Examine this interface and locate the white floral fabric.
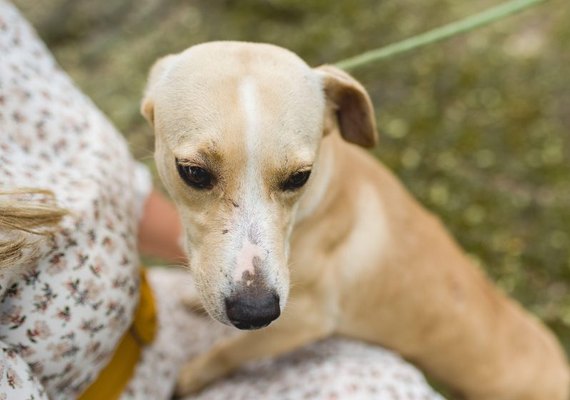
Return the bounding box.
[0,2,444,399]
[0,1,149,398]
[132,269,445,400]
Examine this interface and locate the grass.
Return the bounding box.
[13,0,570,369]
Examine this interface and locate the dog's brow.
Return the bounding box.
[174,146,223,168]
[283,151,314,169]
[271,162,313,183]
[287,162,313,172]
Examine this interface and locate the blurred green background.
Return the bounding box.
[13,0,569,371]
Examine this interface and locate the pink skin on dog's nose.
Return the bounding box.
[234,238,265,283]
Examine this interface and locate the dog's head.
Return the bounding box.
[142,42,377,329]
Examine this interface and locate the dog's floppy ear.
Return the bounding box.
[141,55,176,126]
[315,65,378,148]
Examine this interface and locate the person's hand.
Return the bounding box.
[138,189,186,264]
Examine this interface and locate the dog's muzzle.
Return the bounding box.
[225,289,280,330]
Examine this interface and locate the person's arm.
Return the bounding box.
[137,190,186,264]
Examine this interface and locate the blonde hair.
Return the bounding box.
[0,189,68,269]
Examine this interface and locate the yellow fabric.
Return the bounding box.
[79,269,157,400]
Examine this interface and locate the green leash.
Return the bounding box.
[334,0,547,71]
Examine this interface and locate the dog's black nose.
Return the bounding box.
[225,291,280,330]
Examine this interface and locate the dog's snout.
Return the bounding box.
[225,291,280,330]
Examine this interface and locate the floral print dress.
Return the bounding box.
[0,2,444,399]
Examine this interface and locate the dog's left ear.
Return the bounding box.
[315,65,378,148]
[141,55,177,126]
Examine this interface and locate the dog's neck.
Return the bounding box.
[288,132,357,289]
[294,132,341,225]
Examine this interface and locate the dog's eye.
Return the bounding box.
[281,170,311,191]
[176,162,214,190]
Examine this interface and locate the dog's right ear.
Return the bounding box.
[315,65,378,148]
[141,55,176,126]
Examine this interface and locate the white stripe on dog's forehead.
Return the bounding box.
[239,77,260,159]
[234,77,270,282]
[240,78,266,195]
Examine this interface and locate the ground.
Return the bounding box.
[12,0,570,382]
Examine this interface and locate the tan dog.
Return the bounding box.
[141,42,569,400]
